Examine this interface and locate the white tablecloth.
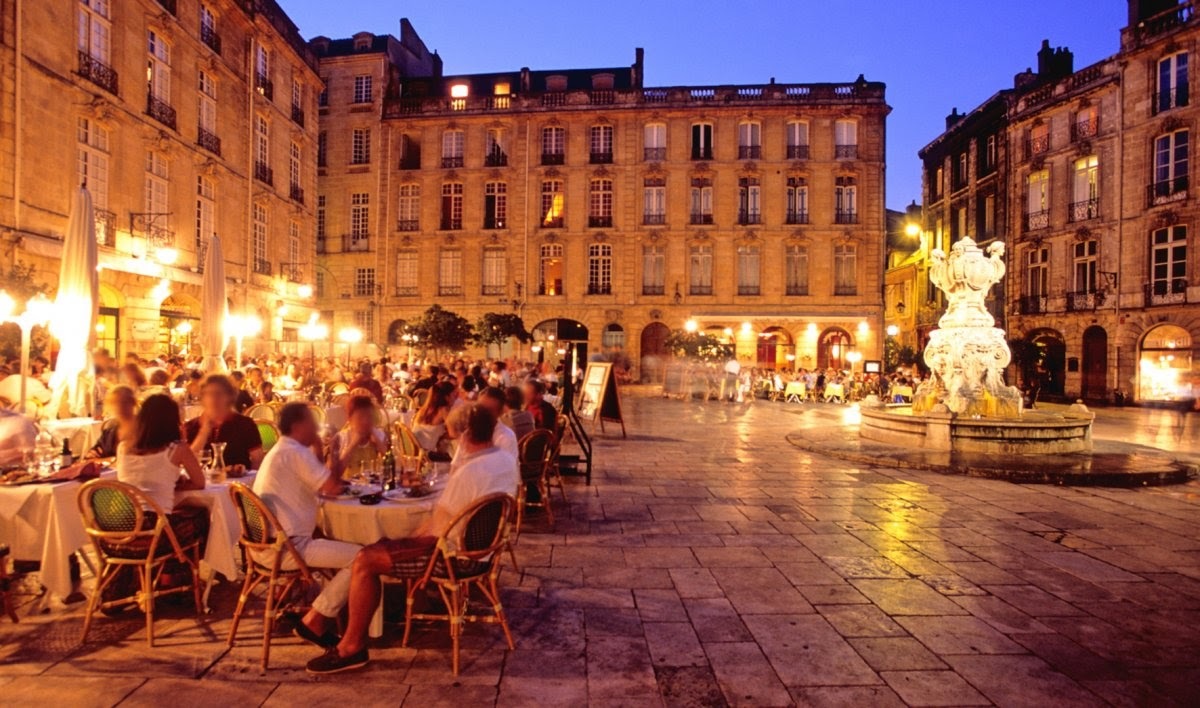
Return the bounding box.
[825,383,846,402]
[318,494,436,546]
[44,418,103,459]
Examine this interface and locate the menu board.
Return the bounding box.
[577,362,626,437]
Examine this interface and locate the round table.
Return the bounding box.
[319,492,437,545]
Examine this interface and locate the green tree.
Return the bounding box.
[410,305,474,357]
[0,263,51,363]
[664,329,732,362]
[472,312,531,354]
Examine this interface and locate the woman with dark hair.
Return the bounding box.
[329,394,387,479]
[411,380,456,455]
[116,394,208,546]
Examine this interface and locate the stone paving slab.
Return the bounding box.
[2,395,1200,706]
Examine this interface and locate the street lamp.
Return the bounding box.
[0,291,54,416]
[226,314,262,369]
[299,315,329,371]
[904,222,921,238]
[173,320,193,357]
[400,331,420,365]
[846,350,863,373]
[684,319,698,333]
[886,324,900,338]
[338,326,363,368]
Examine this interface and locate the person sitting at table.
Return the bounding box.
[116,394,208,548]
[119,362,147,392]
[501,386,536,442]
[329,394,388,479]
[258,380,278,404]
[185,374,263,473]
[411,380,456,456]
[229,370,256,412]
[348,364,383,404]
[461,387,519,466]
[523,379,558,431]
[305,403,518,675]
[254,402,360,650]
[85,385,138,460]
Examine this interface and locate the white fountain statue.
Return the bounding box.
[912,237,1024,418]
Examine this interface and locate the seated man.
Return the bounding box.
[523,379,558,432]
[306,403,518,675]
[458,387,519,471]
[501,386,536,442]
[185,374,263,473]
[253,403,360,648]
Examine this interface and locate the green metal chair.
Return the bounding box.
[256,421,280,454]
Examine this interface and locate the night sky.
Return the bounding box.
[284,0,1127,208]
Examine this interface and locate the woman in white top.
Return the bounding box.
[328,394,388,480]
[116,394,208,547]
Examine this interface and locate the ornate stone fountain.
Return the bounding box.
[860,237,1094,454]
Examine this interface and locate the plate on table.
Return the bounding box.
[382,485,438,502]
[324,483,381,501]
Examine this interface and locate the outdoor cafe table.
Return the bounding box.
[784,381,806,402]
[0,469,249,606]
[44,417,103,459]
[318,491,438,636]
[825,383,846,402]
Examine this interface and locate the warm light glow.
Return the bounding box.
[556,347,567,355]
[904,222,921,238]
[530,344,543,353]
[156,247,178,265]
[95,323,105,333]
[450,84,469,98]
[857,321,870,335]
[299,319,329,342]
[785,353,796,362]
[175,321,193,335]
[847,351,863,364]
[723,327,734,338]
[227,314,263,338]
[338,327,363,345]
[886,324,900,337]
[151,278,172,302]
[806,323,818,337]
[0,291,15,319]
[741,322,753,334]
[23,293,54,326]
[277,304,289,318]
[684,319,698,333]
[298,283,313,299]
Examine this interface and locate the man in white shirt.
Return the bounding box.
[253,403,359,649]
[457,387,519,468]
[306,403,518,675]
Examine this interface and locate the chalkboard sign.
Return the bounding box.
[577,362,626,437]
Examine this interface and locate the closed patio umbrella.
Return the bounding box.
[48,185,99,418]
[198,234,228,374]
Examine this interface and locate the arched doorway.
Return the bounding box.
[640,322,670,383]
[757,327,794,369]
[1138,324,1193,402]
[531,318,589,380]
[1081,326,1108,401]
[160,293,199,357]
[386,319,409,345]
[818,327,852,370]
[1028,329,1066,398]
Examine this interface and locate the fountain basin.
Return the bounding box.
[859,405,1094,455]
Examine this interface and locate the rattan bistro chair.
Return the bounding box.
[516,429,557,532]
[256,420,281,455]
[76,479,203,647]
[226,482,321,670]
[0,544,18,623]
[399,493,516,675]
[392,421,428,476]
[245,403,277,423]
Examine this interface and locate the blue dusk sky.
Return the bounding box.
[283,0,1129,208]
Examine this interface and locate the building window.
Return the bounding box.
[485,128,507,166]
[539,243,564,295]
[441,129,464,168]
[642,245,665,295]
[349,192,369,250]
[785,244,809,295]
[738,177,761,225]
[644,123,666,161]
[1150,226,1187,301]
[691,123,713,160]
[786,177,808,224]
[833,243,857,295]
[482,247,506,295]
[643,177,666,224]
[317,131,327,167]
[395,249,418,296]
[978,134,998,176]
[786,120,809,159]
[441,182,463,230]
[353,74,373,104]
[589,178,613,228]
[316,195,326,251]
[1073,240,1098,294]
[399,133,421,169]
[253,45,271,97]
[351,128,370,165]
[689,244,713,295]
[77,117,110,219]
[541,179,564,227]
[397,184,419,230]
[318,77,327,107]
[315,271,325,299]
[541,126,565,165]
[737,122,761,159]
[590,125,613,164]
[1071,155,1099,221]
[1026,169,1050,230]
[78,0,112,66]
[147,29,172,105]
[1028,123,1050,157]
[253,114,270,183]
[835,176,858,224]
[354,310,373,336]
[978,193,996,238]
[602,324,625,350]
[834,119,858,159]
[251,203,267,271]
[690,177,713,224]
[1152,129,1189,203]
[953,152,968,190]
[195,175,214,252]
[737,244,761,295]
[144,150,169,225]
[438,249,463,296]
[197,70,217,151]
[1156,52,1189,113]
[288,142,302,201]
[953,206,967,240]
[1023,247,1049,314]
[587,243,612,295]
[484,181,507,229]
[1073,106,1099,141]
[352,267,372,298]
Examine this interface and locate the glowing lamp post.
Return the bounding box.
[846,350,863,373]
[0,291,54,416]
[400,331,419,365]
[299,316,329,370]
[338,326,363,367]
[226,314,262,369]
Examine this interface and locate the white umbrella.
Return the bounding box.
[198,234,228,373]
[47,186,99,418]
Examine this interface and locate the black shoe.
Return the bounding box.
[291,619,338,649]
[306,647,369,675]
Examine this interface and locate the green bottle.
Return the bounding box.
[381,448,396,490]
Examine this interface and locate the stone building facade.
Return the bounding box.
[316,32,889,379]
[912,0,1200,404]
[0,0,322,359]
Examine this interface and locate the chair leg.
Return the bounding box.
[79,562,113,645]
[142,563,155,648]
[483,576,515,650]
[505,542,521,577]
[191,549,204,616]
[401,579,416,648]
[447,585,462,676]
[227,568,257,647]
[262,577,276,671]
[541,477,554,526]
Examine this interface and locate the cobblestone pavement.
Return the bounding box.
[2,394,1200,706]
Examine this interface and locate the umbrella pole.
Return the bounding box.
[18,325,30,417]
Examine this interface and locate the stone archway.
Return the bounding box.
[817,327,852,370]
[1028,328,1066,398]
[1081,325,1107,401]
[640,321,671,383]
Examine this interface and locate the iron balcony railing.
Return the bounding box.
[1025,209,1050,231]
[200,24,221,54]
[253,161,273,186]
[737,286,761,296]
[588,215,613,228]
[484,150,508,167]
[691,147,714,161]
[786,285,809,296]
[541,215,564,229]
[541,152,565,166]
[252,258,272,276]
[738,145,763,160]
[342,234,370,252]
[438,286,463,296]
[738,210,762,225]
[440,216,463,230]
[1145,279,1188,306]
[589,151,613,164]
[289,184,304,204]
[834,144,858,159]
[77,52,118,94]
[586,283,612,295]
[396,219,419,231]
[281,264,303,283]
[197,127,221,156]
[787,145,809,160]
[1019,294,1049,314]
[786,210,809,225]
[690,212,714,225]
[834,211,858,225]
[394,286,418,297]
[833,285,858,296]
[689,285,713,296]
[1066,290,1100,311]
[1147,176,1189,206]
[95,209,116,247]
[481,284,507,296]
[255,73,273,101]
[643,147,666,161]
[483,216,507,229]
[1153,87,1189,114]
[146,94,177,130]
[642,285,665,296]
[290,104,305,126]
[441,156,464,168]
[1026,134,1050,158]
[1071,118,1099,142]
[643,213,666,225]
[1069,198,1099,222]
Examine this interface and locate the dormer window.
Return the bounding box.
[545,75,567,92]
[352,33,373,51]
